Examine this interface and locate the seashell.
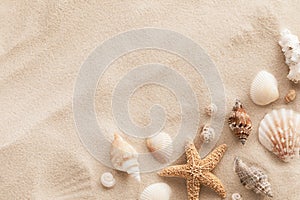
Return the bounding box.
[231,193,243,200]
[228,99,252,145]
[250,71,279,106]
[140,182,172,200]
[279,29,300,83]
[205,103,218,116]
[258,108,300,162]
[100,172,116,188]
[146,132,173,164]
[234,157,273,197]
[110,133,141,182]
[200,124,215,143]
[285,89,296,103]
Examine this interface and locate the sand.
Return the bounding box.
[0,0,300,199]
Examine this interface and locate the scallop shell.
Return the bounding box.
[140,182,172,200]
[234,157,273,197]
[258,108,300,162]
[228,99,252,145]
[279,29,300,83]
[110,133,141,182]
[146,132,173,164]
[205,103,217,116]
[100,172,116,188]
[250,71,279,106]
[231,193,243,200]
[200,124,215,143]
[285,89,296,103]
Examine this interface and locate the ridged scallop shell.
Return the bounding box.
[258,108,300,162]
[205,103,217,116]
[110,133,141,182]
[234,157,273,197]
[140,182,172,200]
[231,193,243,200]
[200,124,215,143]
[100,172,116,188]
[146,132,173,164]
[250,71,279,106]
[228,99,252,145]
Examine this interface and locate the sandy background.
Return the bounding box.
[0,0,300,199]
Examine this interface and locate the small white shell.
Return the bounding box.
[100,172,116,188]
[231,193,243,200]
[146,132,173,163]
[200,124,215,143]
[205,103,218,116]
[250,71,279,106]
[259,108,300,162]
[110,134,141,182]
[140,182,172,200]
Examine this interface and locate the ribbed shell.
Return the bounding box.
[234,157,273,197]
[258,108,300,162]
[110,134,141,182]
[140,183,172,200]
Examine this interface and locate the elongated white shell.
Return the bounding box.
[110,134,141,182]
[279,29,300,83]
[146,132,173,163]
[140,183,172,200]
[250,71,279,106]
[100,172,116,188]
[259,108,300,162]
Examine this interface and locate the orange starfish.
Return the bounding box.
[158,142,227,200]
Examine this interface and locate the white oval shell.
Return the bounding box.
[146,132,173,163]
[250,71,279,106]
[100,172,116,188]
[110,134,141,182]
[231,193,242,200]
[140,182,172,200]
[259,108,300,162]
[200,124,215,143]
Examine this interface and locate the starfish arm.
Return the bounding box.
[201,144,227,171]
[186,177,201,200]
[201,171,226,198]
[157,165,187,178]
[185,142,201,165]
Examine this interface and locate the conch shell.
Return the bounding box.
[110,133,141,182]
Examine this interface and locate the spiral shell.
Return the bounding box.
[228,99,252,145]
[250,71,279,106]
[234,157,273,197]
[205,103,217,116]
[285,89,296,103]
[100,172,116,188]
[279,29,300,83]
[110,133,141,182]
[231,193,242,200]
[140,182,172,200]
[200,124,215,143]
[258,108,300,162]
[146,132,173,164]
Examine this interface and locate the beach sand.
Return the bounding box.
[0,0,299,199]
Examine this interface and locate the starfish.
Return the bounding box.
[158,142,227,200]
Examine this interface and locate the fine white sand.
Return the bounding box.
[0,1,299,199]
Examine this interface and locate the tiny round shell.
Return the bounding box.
[205,103,217,116]
[200,124,215,144]
[231,193,242,200]
[285,89,296,103]
[100,172,116,188]
[146,132,173,163]
[140,182,172,200]
[250,71,279,106]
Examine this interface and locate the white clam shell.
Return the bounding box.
[140,182,172,200]
[110,134,141,182]
[146,132,173,164]
[100,172,116,188]
[258,108,300,162]
[250,71,279,106]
